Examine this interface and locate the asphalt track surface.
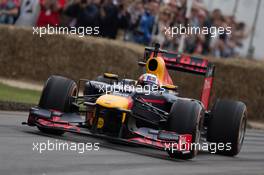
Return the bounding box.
[0,111,263,175]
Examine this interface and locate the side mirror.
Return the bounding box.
[103,73,118,80]
[161,84,178,91]
[138,61,146,66]
[122,79,137,86]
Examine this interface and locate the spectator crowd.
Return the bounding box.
[0,0,249,58]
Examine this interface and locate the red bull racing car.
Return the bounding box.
[23,44,247,159]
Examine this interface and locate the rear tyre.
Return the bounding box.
[207,99,247,156]
[167,99,203,159]
[38,75,77,135]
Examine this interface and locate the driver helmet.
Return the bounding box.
[137,73,159,87]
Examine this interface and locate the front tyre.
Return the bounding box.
[207,99,247,156]
[39,75,77,112]
[38,75,77,135]
[167,99,203,159]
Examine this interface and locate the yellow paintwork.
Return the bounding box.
[104,73,118,79]
[146,57,166,84]
[161,84,178,90]
[96,94,130,110]
[97,117,104,128]
[122,113,126,123]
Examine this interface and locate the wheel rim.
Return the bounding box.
[238,114,246,146]
[70,85,77,97]
[193,113,202,156]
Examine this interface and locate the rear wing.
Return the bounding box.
[139,45,215,110]
[142,47,215,77]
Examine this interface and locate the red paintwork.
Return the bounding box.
[141,98,166,104]
[201,77,213,110]
[128,133,192,151]
[37,116,80,132]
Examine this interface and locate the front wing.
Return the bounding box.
[23,107,192,154]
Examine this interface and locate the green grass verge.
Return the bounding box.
[0,83,41,104]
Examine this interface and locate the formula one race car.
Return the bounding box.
[23,44,247,159]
